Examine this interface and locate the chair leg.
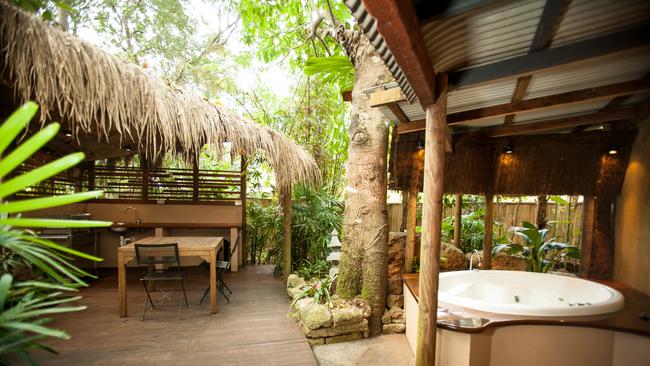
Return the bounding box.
[181,278,190,309]
[141,280,154,321]
[199,287,210,305]
[223,281,233,295]
[218,283,230,303]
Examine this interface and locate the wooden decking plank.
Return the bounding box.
[33,265,316,365]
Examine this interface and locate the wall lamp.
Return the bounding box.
[607,145,619,155]
[417,138,425,149]
[503,145,514,154]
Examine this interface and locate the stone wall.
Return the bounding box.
[287,275,371,345]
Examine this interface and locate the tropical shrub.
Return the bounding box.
[440,208,508,254]
[246,184,343,276]
[494,221,580,273]
[295,259,331,280]
[0,102,111,363]
[291,275,336,307]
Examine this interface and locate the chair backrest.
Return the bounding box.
[134,243,181,267]
[227,234,241,263]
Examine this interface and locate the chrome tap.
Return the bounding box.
[469,250,482,271]
[122,206,141,225]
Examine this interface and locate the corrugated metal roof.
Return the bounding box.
[448,78,517,113]
[551,0,650,48]
[421,0,544,72]
[398,100,426,120]
[526,47,650,99]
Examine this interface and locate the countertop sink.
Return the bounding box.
[109,224,129,234]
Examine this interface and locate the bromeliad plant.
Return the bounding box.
[291,275,336,308]
[0,102,111,364]
[494,221,580,273]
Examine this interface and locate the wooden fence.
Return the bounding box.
[388,201,584,246]
[15,162,243,204]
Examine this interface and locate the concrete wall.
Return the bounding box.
[614,120,650,295]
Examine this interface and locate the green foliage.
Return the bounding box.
[440,208,508,254]
[295,259,331,281]
[0,103,110,363]
[10,0,74,21]
[246,200,282,266]
[291,275,336,307]
[304,56,354,93]
[494,221,581,273]
[245,185,343,276]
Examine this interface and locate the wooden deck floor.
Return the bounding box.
[34,265,317,365]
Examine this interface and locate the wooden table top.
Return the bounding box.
[118,236,223,252]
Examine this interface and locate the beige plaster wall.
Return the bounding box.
[614,120,650,295]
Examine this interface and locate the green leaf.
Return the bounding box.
[0,123,60,179]
[0,218,112,228]
[0,274,13,308]
[2,321,70,339]
[0,102,38,156]
[0,191,105,214]
[0,152,85,199]
[20,235,103,262]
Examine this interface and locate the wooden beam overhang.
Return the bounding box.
[448,77,650,124]
[448,23,650,88]
[362,0,437,105]
[473,106,640,138]
[503,76,532,125]
[396,77,649,135]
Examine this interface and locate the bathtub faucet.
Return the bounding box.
[469,250,481,271]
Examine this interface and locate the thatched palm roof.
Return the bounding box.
[0,2,320,191]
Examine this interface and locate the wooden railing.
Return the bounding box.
[15,163,243,204]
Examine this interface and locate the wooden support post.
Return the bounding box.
[282,186,292,280]
[580,195,596,278]
[400,190,409,232]
[404,188,418,273]
[241,156,247,265]
[416,101,446,365]
[453,193,462,248]
[192,156,199,201]
[230,227,239,272]
[483,194,494,270]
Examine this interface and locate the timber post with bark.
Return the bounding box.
[416,80,447,366]
[453,193,462,248]
[335,34,391,336]
[536,195,549,228]
[282,186,292,281]
[482,194,494,270]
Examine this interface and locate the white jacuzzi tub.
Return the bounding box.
[438,270,625,317]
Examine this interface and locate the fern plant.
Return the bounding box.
[0,102,111,364]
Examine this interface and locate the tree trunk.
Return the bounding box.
[336,35,391,336]
[282,187,292,280]
[536,195,549,229]
[453,193,462,248]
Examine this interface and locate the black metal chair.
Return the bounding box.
[199,234,240,304]
[134,243,190,320]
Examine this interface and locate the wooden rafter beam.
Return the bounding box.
[529,0,570,52]
[448,23,650,88]
[387,103,410,123]
[363,0,437,105]
[369,88,406,107]
[448,77,650,124]
[474,106,639,138]
[504,76,532,125]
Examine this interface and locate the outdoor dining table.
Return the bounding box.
[117,236,224,317]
